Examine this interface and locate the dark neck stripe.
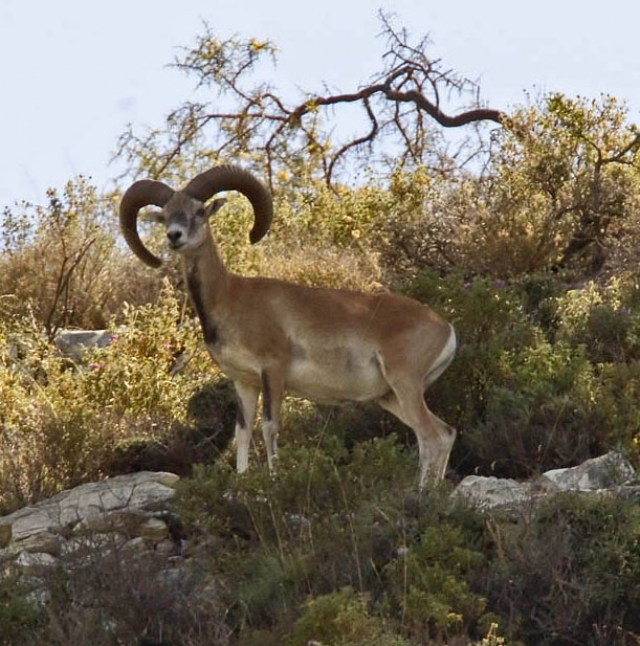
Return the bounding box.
[186,268,218,346]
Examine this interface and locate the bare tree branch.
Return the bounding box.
[116,15,507,188]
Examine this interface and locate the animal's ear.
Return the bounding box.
[141,209,166,224]
[205,198,227,218]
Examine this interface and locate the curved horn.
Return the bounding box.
[119,180,175,268]
[183,165,273,243]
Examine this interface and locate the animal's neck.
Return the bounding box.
[182,234,228,346]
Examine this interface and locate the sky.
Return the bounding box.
[1,0,639,211]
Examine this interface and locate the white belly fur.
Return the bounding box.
[286,352,388,404]
[209,340,388,405]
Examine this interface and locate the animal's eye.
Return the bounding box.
[195,207,206,218]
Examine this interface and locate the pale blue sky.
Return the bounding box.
[1,0,639,210]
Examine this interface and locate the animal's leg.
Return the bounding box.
[261,369,285,472]
[234,382,259,473]
[428,410,456,479]
[377,380,455,488]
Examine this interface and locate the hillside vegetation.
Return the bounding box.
[2,24,640,646]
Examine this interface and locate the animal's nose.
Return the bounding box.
[167,230,183,246]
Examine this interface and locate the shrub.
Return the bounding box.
[176,435,498,645]
[288,587,409,646]
[0,281,220,511]
[401,270,640,477]
[486,494,640,646]
[38,548,231,646]
[0,576,42,645]
[554,277,640,363]
[0,178,164,334]
[382,523,491,644]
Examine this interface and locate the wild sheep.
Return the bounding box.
[119,165,457,486]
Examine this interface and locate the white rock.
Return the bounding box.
[76,509,149,535]
[53,329,115,362]
[78,512,169,543]
[541,451,636,491]
[7,531,61,557]
[60,532,127,558]
[15,552,58,575]
[0,472,179,544]
[453,476,536,510]
[138,517,169,542]
[122,537,147,554]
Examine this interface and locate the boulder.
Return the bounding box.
[453,451,637,511]
[539,451,635,491]
[53,329,115,362]
[0,471,179,565]
[1,531,62,558]
[14,552,59,576]
[453,476,537,510]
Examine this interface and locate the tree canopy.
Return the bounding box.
[113,14,640,278]
[116,14,506,188]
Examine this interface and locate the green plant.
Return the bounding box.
[382,523,490,643]
[176,434,497,644]
[400,270,640,477]
[0,577,42,645]
[0,178,164,333]
[0,281,217,511]
[486,494,640,645]
[288,587,409,646]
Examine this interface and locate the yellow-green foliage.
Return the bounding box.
[0,281,216,511]
[403,269,640,477]
[288,587,409,646]
[208,183,386,292]
[456,95,640,277]
[0,177,165,332]
[382,524,489,642]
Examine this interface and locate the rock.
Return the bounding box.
[60,533,128,558]
[122,537,148,554]
[53,329,115,362]
[14,552,59,576]
[0,471,179,545]
[76,509,167,539]
[2,531,62,558]
[76,512,169,544]
[153,472,181,488]
[0,469,190,617]
[138,517,170,543]
[453,451,638,512]
[539,451,636,491]
[0,471,180,574]
[453,476,536,510]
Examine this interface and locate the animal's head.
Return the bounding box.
[119,165,273,267]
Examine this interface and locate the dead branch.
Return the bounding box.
[117,15,507,188]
